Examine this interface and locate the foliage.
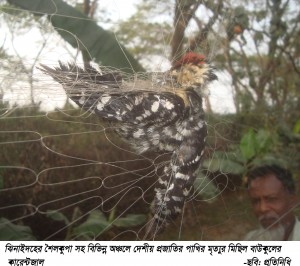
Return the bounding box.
[113,1,173,67]
[203,125,300,179]
[1,0,300,240]
[194,172,220,200]
[293,118,300,134]
[0,105,220,240]
[0,104,149,240]
[46,208,147,240]
[239,129,273,162]
[4,0,299,121]
[0,209,146,241]
[222,0,300,119]
[0,218,37,240]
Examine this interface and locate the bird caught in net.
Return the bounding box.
[39,52,217,238]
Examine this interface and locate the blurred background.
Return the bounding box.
[0,0,299,240]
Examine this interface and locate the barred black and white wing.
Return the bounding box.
[39,53,216,238]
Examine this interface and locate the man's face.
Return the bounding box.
[248,174,296,229]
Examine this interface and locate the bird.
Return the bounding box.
[39,52,217,238]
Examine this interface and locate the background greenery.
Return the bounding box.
[0,0,299,240]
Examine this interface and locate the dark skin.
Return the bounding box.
[248,174,297,240]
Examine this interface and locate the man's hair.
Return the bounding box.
[246,164,295,194]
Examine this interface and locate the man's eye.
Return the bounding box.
[266,197,277,203]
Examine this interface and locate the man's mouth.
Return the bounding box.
[259,215,279,228]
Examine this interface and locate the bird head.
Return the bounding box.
[170,52,217,90]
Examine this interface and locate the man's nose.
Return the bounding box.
[257,200,270,213]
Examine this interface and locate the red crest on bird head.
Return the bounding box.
[172,52,206,69]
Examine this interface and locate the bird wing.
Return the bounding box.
[39,62,188,126]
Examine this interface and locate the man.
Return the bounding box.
[244,164,299,241]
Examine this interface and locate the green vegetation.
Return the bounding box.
[0,218,37,240]
[203,126,300,177]
[0,105,152,240]
[0,0,299,240]
[0,104,298,240]
[0,105,221,240]
[47,208,147,240]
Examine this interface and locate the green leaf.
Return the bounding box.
[193,173,219,200]
[225,149,246,164]
[254,32,264,42]
[72,210,111,239]
[113,214,147,228]
[255,10,267,22]
[203,157,245,175]
[293,119,300,134]
[234,6,249,29]
[202,150,246,174]
[255,129,273,153]
[219,159,245,175]
[7,0,145,73]
[0,218,37,240]
[251,154,288,169]
[240,129,256,161]
[46,210,69,225]
[202,157,222,172]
